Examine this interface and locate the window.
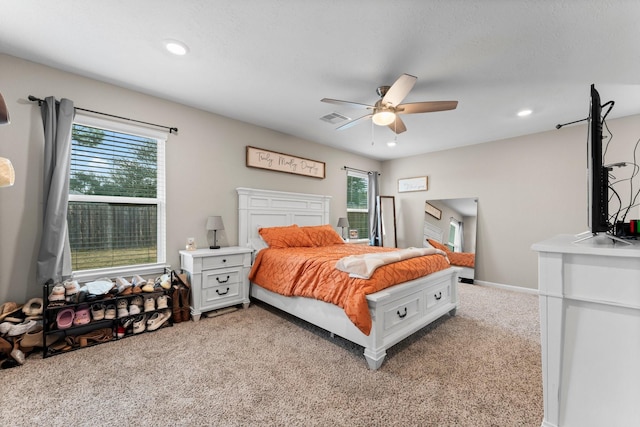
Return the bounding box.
[67,114,166,280]
[448,220,461,252]
[346,170,369,240]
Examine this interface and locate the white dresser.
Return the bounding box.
[532,234,640,427]
[179,246,253,321]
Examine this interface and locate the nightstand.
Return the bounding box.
[179,246,253,321]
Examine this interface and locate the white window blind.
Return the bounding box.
[346,170,369,239]
[68,115,166,279]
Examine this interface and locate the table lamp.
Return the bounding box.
[206,216,224,249]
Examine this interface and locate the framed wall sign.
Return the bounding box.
[425,201,442,220]
[398,176,428,193]
[246,146,326,179]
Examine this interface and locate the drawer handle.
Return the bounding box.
[434,291,442,300]
[397,307,408,319]
[216,287,230,295]
[216,275,230,284]
[222,258,227,263]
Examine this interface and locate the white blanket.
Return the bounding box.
[335,247,449,279]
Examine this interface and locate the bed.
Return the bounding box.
[423,221,475,284]
[237,187,459,369]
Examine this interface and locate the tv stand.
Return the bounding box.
[573,231,631,245]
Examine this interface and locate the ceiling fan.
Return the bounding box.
[321,73,458,134]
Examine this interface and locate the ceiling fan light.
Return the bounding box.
[372,110,396,126]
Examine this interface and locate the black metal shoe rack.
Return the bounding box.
[42,281,173,358]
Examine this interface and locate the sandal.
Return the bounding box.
[56,308,75,329]
[73,306,91,326]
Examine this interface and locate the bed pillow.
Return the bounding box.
[301,224,345,246]
[258,224,314,249]
[427,239,451,253]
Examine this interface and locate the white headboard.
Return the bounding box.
[236,187,331,248]
[423,221,444,246]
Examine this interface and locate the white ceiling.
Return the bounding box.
[2,1,639,161]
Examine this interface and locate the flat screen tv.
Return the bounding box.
[588,84,610,233]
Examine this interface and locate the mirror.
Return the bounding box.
[423,198,478,283]
[379,196,397,248]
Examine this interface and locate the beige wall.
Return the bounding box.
[0,54,380,302]
[2,53,639,300]
[381,113,640,289]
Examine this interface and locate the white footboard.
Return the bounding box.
[250,267,459,369]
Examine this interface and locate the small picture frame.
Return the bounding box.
[349,229,359,239]
[425,202,442,220]
[186,237,197,251]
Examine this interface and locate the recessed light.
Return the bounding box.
[517,109,533,117]
[164,40,189,56]
[387,140,397,147]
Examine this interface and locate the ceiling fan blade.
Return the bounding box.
[321,98,373,110]
[381,73,417,107]
[396,100,458,114]
[388,116,407,134]
[336,114,372,130]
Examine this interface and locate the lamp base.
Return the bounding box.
[209,245,221,249]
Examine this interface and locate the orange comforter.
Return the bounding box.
[427,239,475,268]
[248,244,450,335]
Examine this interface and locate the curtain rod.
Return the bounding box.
[27,95,178,135]
[342,166,379,175]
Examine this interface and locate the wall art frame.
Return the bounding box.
[398,176,428,193]
[425,201,442,220]
[246,146,326,179]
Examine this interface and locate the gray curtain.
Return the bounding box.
[36,97,75,284]
[368,171,380,246]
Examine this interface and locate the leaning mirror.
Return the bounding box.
[379,196,397,248]
[423,198,478,283]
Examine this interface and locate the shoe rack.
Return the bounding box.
[42,281,173,358]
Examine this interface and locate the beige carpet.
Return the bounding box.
[1,284,542,426]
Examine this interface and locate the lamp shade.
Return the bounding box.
[0,157,15,187]
[0,93,9,125]
[337,217,349,228]
[206,215,224,231]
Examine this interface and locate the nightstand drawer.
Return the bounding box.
[202,267,242,289]
[202,282,241,305]
[202,253,245,269]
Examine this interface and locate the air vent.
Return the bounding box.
[320,112,350,124]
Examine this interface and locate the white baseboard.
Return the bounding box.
[472,279,539,295]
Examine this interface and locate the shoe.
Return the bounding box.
[146,310,170,331]
[131,275,147,287]
[130,296,143,308]
[22,298,43,317]
[48,283,66,304]
[10,341,25,365]
[132,315,147,334]
[129,304,140,315]
[115,277,132,294]
[116,326,125,338]
[73,306,91,326]
[158,274,171,290]
[0,302,23,321]
[104,305,117,320]
[143,297,155,312]
[56,308,74,329]
[91,304,106,321]
[7,319,37,336]
[156,295,168,309]
[64,280,80,303]
[20,324,44,348]
[141,282,155,293]
[116,299,129,317]
[0,322,12,335]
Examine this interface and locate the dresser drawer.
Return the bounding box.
[382,290,424,333]
[426,281,452,312]
[202,253,245,269]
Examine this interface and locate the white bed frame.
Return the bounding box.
[237,187,459,369]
